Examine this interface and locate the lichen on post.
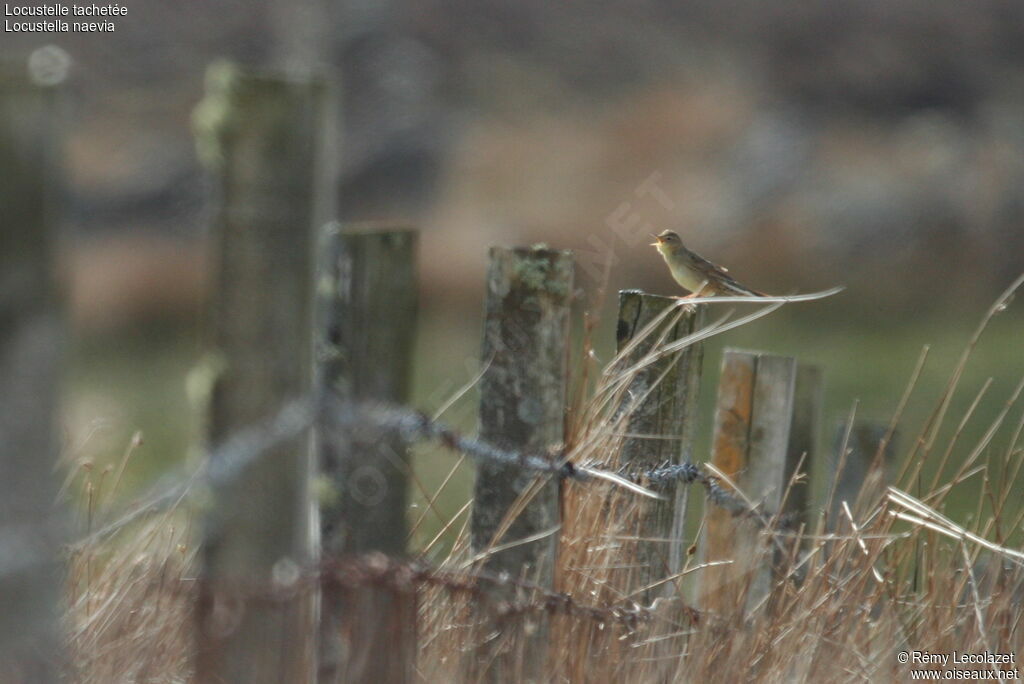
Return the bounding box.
[193,64,325,684]
[469,245,573,680]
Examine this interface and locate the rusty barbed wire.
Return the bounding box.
[321,554,676,630]
[195,553,698,633]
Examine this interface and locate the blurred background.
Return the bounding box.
[5,0,1024,539]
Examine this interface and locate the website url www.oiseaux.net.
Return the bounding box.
[909,669,1020,680]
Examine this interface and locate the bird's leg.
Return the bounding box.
[671,284,711,315]
[671,281,713,300]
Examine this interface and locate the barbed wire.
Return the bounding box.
[638,462,789,527]
[320,554,695,630]
[327,397,780,525]
[72,397,317,548]
[194,552,699,632]
[70,390,784,550]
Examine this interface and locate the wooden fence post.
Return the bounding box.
[0,67,66,684]
[193,65,324,684]
[828,421,897,526]
[316,225,418,683]
[786,364,823,532]
[700,349,798,617]
[470,246,573,680]
[614,291,704,600]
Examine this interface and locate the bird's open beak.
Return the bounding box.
[650,234,662,246]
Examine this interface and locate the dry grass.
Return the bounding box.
[65,280,1024,682]
[65,516,194,683]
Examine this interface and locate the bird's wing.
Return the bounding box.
[689,249,730,275]
[689,249,765,296]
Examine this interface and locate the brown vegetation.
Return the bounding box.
[64,284,1024,682]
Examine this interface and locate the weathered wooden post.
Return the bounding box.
[786,364,823,531]
[316,225,418,683]
[193,64,324,683]
[0,66,66,684]
[614,291,704,599]
[828,421,897,526]
[775,363,823,571]
[699,349,798,616]
[470,246,573,680]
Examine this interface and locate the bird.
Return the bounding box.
[650,230,766,298]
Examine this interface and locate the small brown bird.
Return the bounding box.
[651,230,766,297]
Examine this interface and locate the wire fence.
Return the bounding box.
[71,389,789,556]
